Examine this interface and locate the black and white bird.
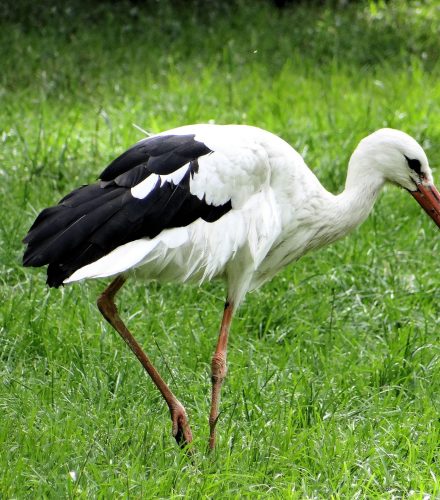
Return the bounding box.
[23,124,440,450]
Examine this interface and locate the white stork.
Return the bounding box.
[22,125,440,450]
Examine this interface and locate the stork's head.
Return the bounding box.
[348,128,440,228]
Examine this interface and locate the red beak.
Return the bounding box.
[410,183,440,228]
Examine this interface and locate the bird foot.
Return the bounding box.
[170,402,193,449]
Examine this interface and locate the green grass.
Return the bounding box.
[2,0,440,496]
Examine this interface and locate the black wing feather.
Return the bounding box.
[100,134,211,181]
[113,163,150,188]
[23,134,231,288]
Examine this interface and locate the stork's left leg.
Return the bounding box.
[97,276,193,449]
[209,300,234,450]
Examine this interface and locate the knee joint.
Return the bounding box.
[96,294,107,313]
[211,353,227,382]
[97,293,116,319]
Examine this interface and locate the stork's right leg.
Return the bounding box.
[209,300,234,450]
[97,276,193,449]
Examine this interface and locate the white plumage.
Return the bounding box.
[23,124,440,450]
[64,125,435,305]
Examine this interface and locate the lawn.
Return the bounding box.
[2,0,440,497]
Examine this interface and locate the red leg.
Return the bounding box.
[209,300,234,450]
[97,276,193,448]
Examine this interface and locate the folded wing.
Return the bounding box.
[23,125,280,288]
[23,133,233,286]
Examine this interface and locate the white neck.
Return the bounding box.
[315,164,385,247]
[251,160,386,291]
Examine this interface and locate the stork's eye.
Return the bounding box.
[404,155,422,175]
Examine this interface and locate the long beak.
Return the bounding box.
[410,183,440,228]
